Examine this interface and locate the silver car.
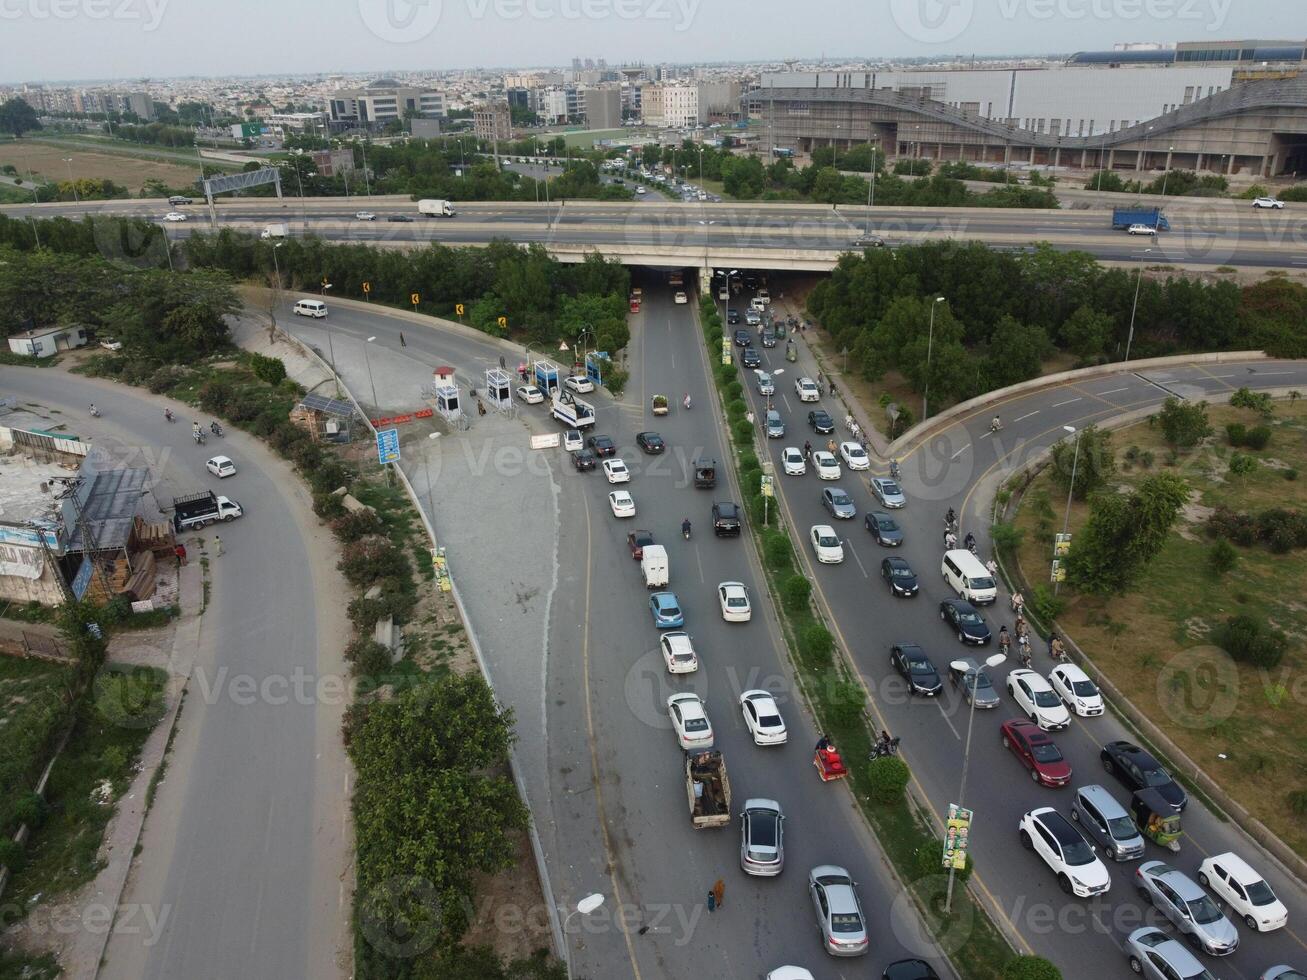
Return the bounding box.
[739,799,784,876]
[822,487,856,520]
[1072,784,1145,862]
[870,477,906,508]
[1126,927,1218,980]
[950,657,1000,708]
[1135,861,1240,956]
[808,865,869,956]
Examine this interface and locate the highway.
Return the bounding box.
[731,290,1307,980]
[0,368,349,980]
[4,196,1305,268]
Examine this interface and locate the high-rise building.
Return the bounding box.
[579,88,621,129]
[473,102,512,142]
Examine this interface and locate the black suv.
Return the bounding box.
[572,448,597,471]
[741,348,762,368]
[1100,740,1188,811]
[712,501,742,537]
[808,410,835,434]
[727,309,741,325]
[733,328,752,347]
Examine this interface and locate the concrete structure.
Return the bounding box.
[7,325,88,359]
[328,78,445,130]
[265,111,329,134]
[580,87,621,129]
[643,81,742,127]
[410,117,443,139]
[18,86,154,119]
[473,101,512,143]
[308,148,356,178]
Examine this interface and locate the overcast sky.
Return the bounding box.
[2,0,1297,84]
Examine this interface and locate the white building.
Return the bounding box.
[8,326,88,359]
[328,78,446,129]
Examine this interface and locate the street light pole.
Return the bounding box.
[1055,425,1080,596]
[321,282,338,392]
[921,296,945,420]
[1159,145,1175,198]
[270,241,285,334]
[1123,248,1151,362]
[364,336,380,412]
[62,157,79,202]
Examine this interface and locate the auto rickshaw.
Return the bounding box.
[785,339,797,362]
[775,319,787,339]
[1132,788,1182,852]
[651,393,669,416]
[813,739,849,782]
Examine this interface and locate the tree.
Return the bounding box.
[1048,425,1114,500]
[1158,397,1212,448]
[721,155,765,199]
[1067,474,1189,594]
[0,98,40,136]
[1058,305,1113,359]
[982,316,1049,389]
[1002,956,1062,980]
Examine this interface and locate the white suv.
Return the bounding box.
[1007,668,1071,730]
[1019,807,1111,898]
[795,377,820,402]
[1252,197,1285,210]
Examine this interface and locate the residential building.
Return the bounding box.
[473,102,512,142]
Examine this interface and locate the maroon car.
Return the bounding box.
[627,529,655,559]
[1001,719,1071,787]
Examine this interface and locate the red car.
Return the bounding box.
[1000,719,1071,787]
[627,529,655,559]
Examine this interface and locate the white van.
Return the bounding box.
[293,299,327,318]
[641,544,669,589]
[941,549,996,605]
[750,296,767,312]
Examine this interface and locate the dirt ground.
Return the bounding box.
[0,141,200,193]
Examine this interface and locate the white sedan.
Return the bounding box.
[839,441,870,470]
[608,490,635,518]
[667,692,713,750]
[718,581,752,622]
[739,690,788,745]
[1007,668,1071,731]
[1048,663,1104,717]
[355,211,377,220]
[811,451,841,480]
[674,291,688,304]
[781,446,806,476]
[809,524,845,564]
[516,384,545,405]
[660,631,699,674]
[603,458,630,484]
[795,377,820,402]
[565,375,594,393]
[163,211,188,222]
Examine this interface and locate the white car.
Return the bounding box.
[565,375,594,393]
[635,186,647,195]
[516,384,545,405]
[781,447,806,476]
[739,690,787,745]
[718,581,751,622]
[563,428,583,452]
[809,525,845,564]
[667,692,713,750]
[755,371,775,396]
[163,211,187,222]
[1252,197,1285,210]
[603,458,630,484]
[1007,668,1071,731]
[355,211,376,220]
[795,377,820,402]
[1199,852,1288,932]
[839,441,870,470]
[812,451,841,480]
[1019,806,1111,898]
[608,490,635,518]
[205,455,236,478]
[1048,663,1104,717]
[660,631,699,674]
[98,338,123,351]
[674,291,688,304]
[1127,223,1158,236]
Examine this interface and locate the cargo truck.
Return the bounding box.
[1111,207,1169,232]
[172,491,243,532]
[260,223,288,239]
[418,199,456,217]
[686,750,731,829]
[551,389,596,429]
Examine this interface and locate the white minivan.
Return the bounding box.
[293,299,327,318]
[941,549,997,604]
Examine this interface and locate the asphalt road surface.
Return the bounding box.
[0,368,346,980]
[732,294,1307,980]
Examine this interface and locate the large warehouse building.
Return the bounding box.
[748,40,1307,176]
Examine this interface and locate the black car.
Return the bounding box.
[808,410,835,434]
[883,961,939,980]
[712,501,742,537]
[880,557,918,596]
[741,348,762,368]
[890,643,943,696]
[386,214,415,222]
[587,434,616,457]
[572,448,597,471]
[940,598,991,645]
[733,328,752,347]
[1100,740,1188,811]
[635,431,665,454]
[727,309,741,325]
[865,511,903,546]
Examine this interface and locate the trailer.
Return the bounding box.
[686,750,731,829]
[172,491,243,532]
[551,389,595,429]
[1111,207,1170,232]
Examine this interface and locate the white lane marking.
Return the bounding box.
[1255,371,1294,376]
[845,540,869,578]
[1014,411,1039,422]
[951,444,971,460]
[1052,398,1081,407]
[979,431,993,440]
[1210,374,1237,378]
[1097,386,1128,395]
[936,698,961,740]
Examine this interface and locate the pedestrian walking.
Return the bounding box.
[399,331,406,347]
[712,878,725,909]
[706,891,716,913]
[214,535,223,557]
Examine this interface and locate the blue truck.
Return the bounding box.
[1112,207,1170,232]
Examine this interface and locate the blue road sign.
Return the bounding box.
[376,428,401,465]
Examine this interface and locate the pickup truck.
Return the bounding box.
[551,390,596,429]
[172,490,243,532]
[686,750,731,829]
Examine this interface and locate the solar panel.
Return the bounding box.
[299,393,356,418]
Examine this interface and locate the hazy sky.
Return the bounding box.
[2,0,1297,83]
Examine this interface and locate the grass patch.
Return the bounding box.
[0,349,59,368]
[1,665,166,922]
[0,948,60,979]
[0,656,75,840]
[0,601,57,624]
[1011,399,1307,858]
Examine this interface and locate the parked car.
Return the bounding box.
[740,799,785,876]
[1018,806,1111,897]
[881,556,919,596]
[1198,852,1288,932]
[808,865,870,957]
[890,643,942,696]
[1135,861,1239,956]
[1002,718,1072,787]
[1100,740,1188,812]
[940,598,991,644]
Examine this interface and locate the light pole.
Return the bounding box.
[1159,145,1175,198]
[946,652,1009,913]
[270,241,285,333]
[576,326,594,370]
[1055,424,1080,596]
[359,139,372,195]
[62,157,79,202]
[364,336,380,412]
[1123,248,1151,362]
[921,296,945,420]
[321,282,338,390]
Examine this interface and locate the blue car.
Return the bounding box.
[649,591,685,629]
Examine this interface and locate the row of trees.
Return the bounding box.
[807,241,1307,412]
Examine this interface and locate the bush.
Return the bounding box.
[1214,615,1288,668]
[914,838,971,883]
[731,419,754,443]
[1228,453,1257,477]
[344,637,392,678]
[1206,506,1256,546]
[8,792,47,831]
[737,449,760,472]
[1002,956,1062,980]
[0,838,26,872]
[781,574,811,612]
[331,508,384,542]
[1286,468,1299,481]
[313,491,347,520]
[147,365,187,394]
[725,380,743,401]
[1026,584,1065,624]
[1158,397,1212,448]
[1225,422,1247,446]
[727,398,748,420]
[826,680,865,730]
[1244,425,1271,450]
[248,351,287,385]
[603,365,628,397]
[1230,386,1274,417]
[866,756,910,804]
[763,530,793,570]
[1208,540,1237,576]
[800,624,834,665]
[338,536,409,587]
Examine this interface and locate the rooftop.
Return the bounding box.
[0,454,77,528]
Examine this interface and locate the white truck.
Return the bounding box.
[641,545,668,589]
[551,390,596,429]
[260,223,289,239]
[172,491,243,532]
[418,199,456,217]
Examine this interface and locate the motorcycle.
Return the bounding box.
[682,522,691,541]
[89,405,100,418]
[683,395,692,410]
[990,417,1003,433]
[889,459,901,480]
[193,430,206,445]
[164,410,175,423]
[870,737,901,760]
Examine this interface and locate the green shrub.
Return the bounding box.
[1229,453,1257,476]
[726,380,744,401]
[781,574,811,612]
[331,509,384,543]
[732,419,754,443]
[727,398,748,420]
[1285,468,1299,481]
[1002,956,1061,980]
[1026,584,1065,623]
[763,530,793,570]
[338,536,409,587]
[1244,425,1271,450]
[0,838,26,872]
[147,365,187,394]
[826,680,865,730]
[1225,422,1247,446]
[866,756,910,804]
[800,624,834,665]
[344,637,393,678]
[914,839,971,883]
[1208,540,1237,576]
[1214,615,1288,668]
[248,351,287,385]
[737,449,760,472]
[8,792,47,831]
[604,366,629,396]
[313,491,347,520]
[1229,386,1274,417]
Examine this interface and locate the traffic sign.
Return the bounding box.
[497,316,507,328]
[375,428,401,465]
[455,303,465,317]
[410,293,420,306]
[362,281,371,294]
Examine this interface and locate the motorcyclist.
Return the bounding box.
[210,420,222,435]
[1010,591,1025,614]
[89,404,99,416]
[164,408,174,422]
[890,458,901,479]
[683,392,692,409]
[945,507,957,529]
[681,518,691,539]
[991,415,1002,432]
[1018,633,1032,666]
[1050,635,1067,662]
[944,530,957,550]
[964,531,977,552]
[803,440,812,459]
[998,626,1011,654]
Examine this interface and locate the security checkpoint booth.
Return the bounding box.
[432,366,462,425]
[533,359,561,396]
[484,368,513,411]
